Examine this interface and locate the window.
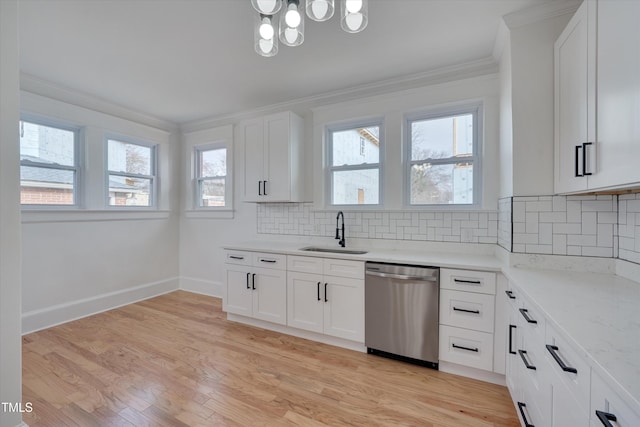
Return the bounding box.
[19,119,79,206]
[406,107,480,206]
[327,122,382,205]
[195,145,227,208]
[107,138,156,207]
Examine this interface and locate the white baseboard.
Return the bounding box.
[438,360,506,386]
[179,276,223,298]
[22,277,179,335]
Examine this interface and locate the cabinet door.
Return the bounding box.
[252,267,287,325]
[550,375,589,427]
[588,0,640,190]
[505,308,520,397]
[242,117,265,202]
[226,266,253,317]
[262,112,292,201]
[554,0,593,193]
[323,276,364,342]
[287,271,323,333]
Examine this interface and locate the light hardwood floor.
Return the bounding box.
[22,290,519,426]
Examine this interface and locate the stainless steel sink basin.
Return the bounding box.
[300,246,368,255]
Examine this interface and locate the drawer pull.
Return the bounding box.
[508,325,516,355]
[252,273,256,290]
[453,307,480,314]
[519,308,538,324]
[517,402,535,427]
[505,290,516,299]
[546,344,577,374]
[260,259,277,264]
[229,255,244,260]
[317,282,321,301]
[518,350,536,370]
[246,273,250,289]
[454,278,481,285]
[595,410,617,427]
[452,343,479,353]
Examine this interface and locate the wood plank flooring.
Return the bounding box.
[22,291,519,426]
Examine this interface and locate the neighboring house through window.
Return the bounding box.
[406,105,481,206]
[195,144,227,208]
[107,138,156,207]
[327,121,382,206]
[19,118,79,206]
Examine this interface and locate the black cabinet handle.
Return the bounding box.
[595,410,617,427]
[509,325,517,355]
[546,344,577,374]
[505,290,516,300]
[583,142,593,176]
[454,278,481,285]
[246,272,250,289]
[317,282,321,301]
[453,307,480,314]
[258,181,262,196]
[517,402,535,427]
[575,145,583,177]
[252,273,256,290]
[229,255,244,260]
[260,259,277,264]
[519,308,537,324]
[263,180,268,196]
[324,283,328,302]
[452,343,478,352]
[518,350,536,370]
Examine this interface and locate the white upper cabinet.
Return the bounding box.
[555,0,640,194]
[241,111,304,202]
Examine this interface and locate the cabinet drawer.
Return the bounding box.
[591,370,640,427]
[545,323,590,412]
[440,289,495,333]
[439,325,494,371]
[225,250,253,266]
[253,252,287,270]
[441,269,496,295]
[323,258,364,279]
[287,255,323,274]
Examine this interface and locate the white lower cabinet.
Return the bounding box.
[287,256,364,342]
[591,370,640,427]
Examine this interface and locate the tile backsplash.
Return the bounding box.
[257,203,498,244]
[498,197,512,252]
[619,193,640,264]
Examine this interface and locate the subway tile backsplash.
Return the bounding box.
[619,193,640,264]
[498,197,512,252]
[257,203,498,244]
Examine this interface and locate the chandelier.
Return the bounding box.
[252,0,369,57]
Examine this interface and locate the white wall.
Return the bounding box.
[0,1,24,426]
[20,93,181,333]
[498,22,514,199]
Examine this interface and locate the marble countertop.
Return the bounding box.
[503,266,640,412]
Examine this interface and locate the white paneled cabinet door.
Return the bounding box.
[287,271,323,333]
[226,267,253,317]
[588,0,640,190]
[550,377,589,427]
[252,267,287,325]
[323,276,364,342]
[554,0,594,194]
[243,117,265,202]
[263,112,292,202]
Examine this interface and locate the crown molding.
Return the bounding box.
[180,57,499,133]
[20,73,178,133]
[502,0,581,30]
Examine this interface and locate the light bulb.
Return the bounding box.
[259,38,274,54]
[345,0,362,13]
[252,0,281,14]
[284,27,298,44]
[312,1,328,18]
[345,12,363,31]
[285,4,301,28]
[259,17,274,40]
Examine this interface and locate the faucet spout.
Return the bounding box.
[336,211,345,248]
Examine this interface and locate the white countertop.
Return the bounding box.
[224,241,640,412]
[503,266,640,411]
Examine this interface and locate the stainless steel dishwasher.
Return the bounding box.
[365,262,439,368]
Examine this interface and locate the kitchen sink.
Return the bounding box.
[300,246,368,255]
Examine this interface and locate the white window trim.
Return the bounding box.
[325,118,384,209]
[193,142,231,210]
[19,114,83,210]
[403,104,483,210]
[105,134,158,209]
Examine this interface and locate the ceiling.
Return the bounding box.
[18,0,544,125]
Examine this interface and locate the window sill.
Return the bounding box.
[21,209,171,224]
[184,209,234,219]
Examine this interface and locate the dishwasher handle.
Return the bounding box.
[365,270,438,282]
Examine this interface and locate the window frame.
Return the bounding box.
[105,135,158,209]
[404,104,482,209]
[194,142,229,209]
[19,115,82,209]
[325,118,384,208]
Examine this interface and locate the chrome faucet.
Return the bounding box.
[335,211,345,247]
